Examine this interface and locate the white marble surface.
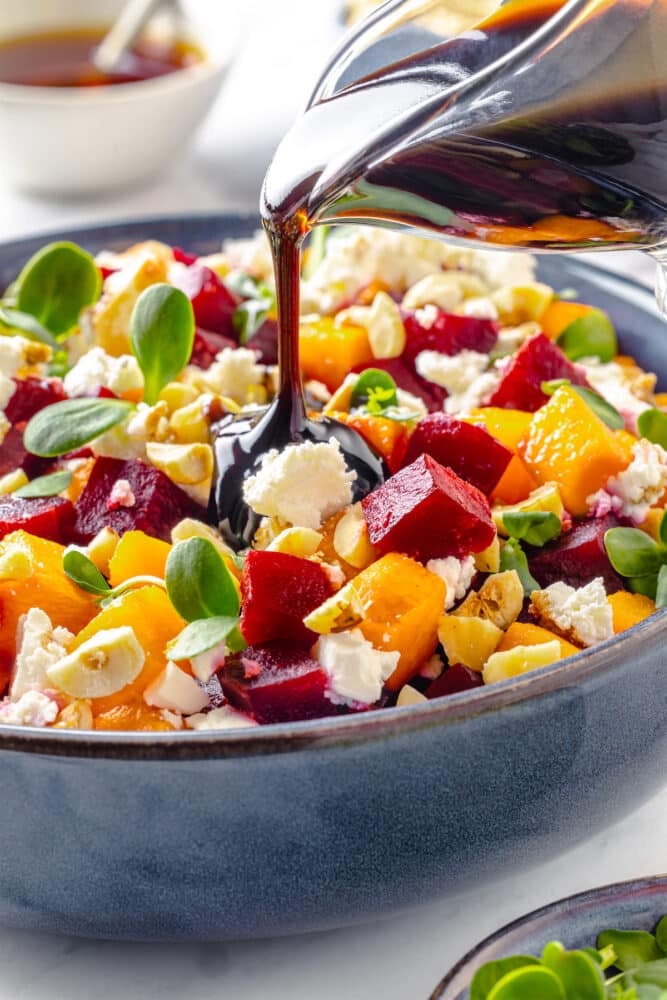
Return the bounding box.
[0,1,662,996]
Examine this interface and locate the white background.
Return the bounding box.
[0,1,662,997]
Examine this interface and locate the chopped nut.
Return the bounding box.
[333,503,377,569]
[437,614,503,672]
[146,441,213,486]
[337,291,406,359]
[474,536,500,573]
[0,468,29,495]
[483,640,561,684]
[267,526,323,558]
[478,571,524,630]
[86,527,120,576]
[158,381,199,414]
[54,700,94,730]
[396,685,428,707]
[303,580,364,634]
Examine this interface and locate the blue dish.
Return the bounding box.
[432,874,667,999]
[0,214,666,941]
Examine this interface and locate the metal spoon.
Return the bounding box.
[93,0,169,75]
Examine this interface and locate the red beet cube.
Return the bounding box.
[72,457,203,542]
[246,318,278,365]
[403,413,512,495]
[0,495,74,543]
[486,332,589,411]
[426,663,484,699]
[220,641,333,724]
[403,310,498,365]
[527,514,624,592]
[190,327,237,369]
[240,550,332,646]
[171,261,239,338]
[5,376,67,424]
[351,356,447,413]
[0,425,52,479]
[362,454,495,560]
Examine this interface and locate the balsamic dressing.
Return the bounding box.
[213,0,667,544]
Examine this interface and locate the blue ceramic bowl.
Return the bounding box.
[0,214,666,941]
[432,875,667,999]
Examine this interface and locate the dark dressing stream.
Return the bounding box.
[212,0,667,545]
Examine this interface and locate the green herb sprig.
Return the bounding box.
[350,368,420,422]
[541,380,624,429]
[498,537,540,596]
[556,308,618,363]
[502,510,561,547]
[165,537,245,660]
[604,514,667,605]
[225,269,276,344]
[469,913,667,999]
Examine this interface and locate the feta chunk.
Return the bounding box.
[0,335,51,377]
[427,556,476,610]
[0,690,58,727]
[190,641,228,683]
[12,608,74,698]
[530,577,613,648]
[144,662,209,715]
[243,439,356,530]
[580,359,650,431]
[316,629,399,705]
[186,706,258,731]
[107,479,136,509]
[604,439,667,521]
[0,373,16,411]
[416,348,489,393]
[63,347,143,398]
[200,348,264,405]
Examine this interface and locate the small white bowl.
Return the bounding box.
[0,0,239,195]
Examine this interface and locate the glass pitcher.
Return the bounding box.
[261,0,667,306]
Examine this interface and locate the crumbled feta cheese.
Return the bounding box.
[190,641,228,683]
[12,608,74,698]
[396,388,428,418]
[495,321,541,355]
[200,347,264,404]
[94,401,170,460]
[300,225,536,314]
[604,439,667,521]
[0,335,51,377]
[222,231,274,284]
[243,440,356,530]
[63,347,143,398]
[316,629,399,706]
[0,373,16,411]
[427,555,476,610]
[0,690,58,727]
[445,371,501,415]
[580,359,650,432]
[186,706,258,731]
[530,577,613,647]
[414,304,439,329]
[144,662,209,715]
[456,296,499,320]
[107,479,135,509]
[416,348,489,393]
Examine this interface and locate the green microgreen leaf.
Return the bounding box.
[557,308,618,362]
[14,241,101,339]
[628,574,659,600]
[540,379,624,429]
[637,409,667,449]
[232,293,275,344]
[597,931,664,972]
[660,511,667,550]
[0,307,58,348]
[47,348,70,378]
[63,548,111,597]
[470,957,541,1000]
[129,283,194,405]
[165,537,240,623]
[541,942,606,999]
[13,469,72,499]
[23,397,134,458]
[350,369,399,410]
[302,225,331,280]
[656,916,667,955]
[499,537,540,596]
[502,510,561,547]
[604,527,663,578]
[167,616,245,661]
[485,965,566,999]
[655,565,667,609]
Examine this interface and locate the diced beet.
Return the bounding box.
[0,425,52,479]
[72,457,203,542]
[0,495,74,543]
[426,663,484,699]
[402,413,512,495]
[403,310,498,365]
[361,454,495,560]
[351,356,447,413]
[240,550,332,646]
[486,332,589,411]
[173,246,198,266]
[170,261,239,338]
[527,514,624,592]
[5,376,67,424]
[220,641,334,724]
[190,327,237,369]
[246,318,278,365]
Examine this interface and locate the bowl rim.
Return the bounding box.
[0,211,663,759]
[429,872,667,1000]
[0,12,239,105]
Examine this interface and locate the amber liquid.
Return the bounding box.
[0,28,202,87]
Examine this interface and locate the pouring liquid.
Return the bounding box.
[213,0,667,543]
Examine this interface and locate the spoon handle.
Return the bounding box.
[94,0,168,74]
